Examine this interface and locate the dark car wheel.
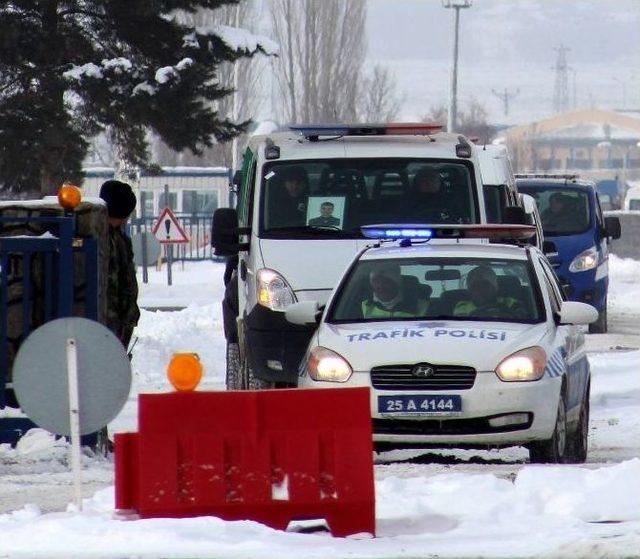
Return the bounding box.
[529,389,568,464]
[565,384,590,464]
[588,299,607,334]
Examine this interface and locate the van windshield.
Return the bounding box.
[518,186,590,236]
[328,257,543,324]
[260,159,478,237]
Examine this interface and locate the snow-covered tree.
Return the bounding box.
[0,1,276,196]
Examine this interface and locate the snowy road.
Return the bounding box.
[0,257,639,557]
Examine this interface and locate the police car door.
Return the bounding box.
[538,257,587,420]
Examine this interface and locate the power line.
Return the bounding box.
[553,45,571,114]
[492,87,519,117]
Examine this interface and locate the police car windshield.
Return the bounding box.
[261,159,477,237]
[329,257,543,324]
[518,186,590,236]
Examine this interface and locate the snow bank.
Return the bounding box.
[0,461,638,558]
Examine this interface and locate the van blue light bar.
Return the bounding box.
[361,224,537,241]
[290,123,443,141]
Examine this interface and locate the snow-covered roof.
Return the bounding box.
[536,122,640,142]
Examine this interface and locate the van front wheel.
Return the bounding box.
[588,299,607,334]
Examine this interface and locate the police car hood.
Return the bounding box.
[318,320,549,372]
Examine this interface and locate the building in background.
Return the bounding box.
[497,109,640,186]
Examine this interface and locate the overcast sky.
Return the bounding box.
[366,0,639,124]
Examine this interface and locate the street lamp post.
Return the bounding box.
[442,0,472,133]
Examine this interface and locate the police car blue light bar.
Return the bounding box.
[362,226,434,239]
[361,224,537,241]
[290,123,443,141]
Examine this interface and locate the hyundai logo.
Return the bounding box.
[411,363,435,378]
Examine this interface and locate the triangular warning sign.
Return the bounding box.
[152,207,189,243]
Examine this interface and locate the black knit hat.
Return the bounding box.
[99,180,137,218]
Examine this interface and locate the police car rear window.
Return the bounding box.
[329,257,543,324]
[260,159,478,237]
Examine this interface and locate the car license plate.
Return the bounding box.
[378,395,462,415]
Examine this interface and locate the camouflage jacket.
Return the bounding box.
[106,226,140,347]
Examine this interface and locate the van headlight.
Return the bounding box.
[256,268,296,311]
[495,346,547,382]
[306,347,353,382]
[569,246,598,273]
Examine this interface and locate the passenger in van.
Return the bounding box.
[361,265,429,318]
[408,168,461,223]
[454,265,525,319]
[269,166,308,227]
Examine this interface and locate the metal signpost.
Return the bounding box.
[13,317,131,510]
[151,203,189,287]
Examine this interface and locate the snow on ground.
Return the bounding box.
[0,259,639,558]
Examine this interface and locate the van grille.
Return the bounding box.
[370,363,476,391]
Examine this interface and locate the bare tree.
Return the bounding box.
[422,99,497,141]
[269,0,366,124]
[359,65,402,122]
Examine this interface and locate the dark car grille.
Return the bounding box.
[370,363,477,391]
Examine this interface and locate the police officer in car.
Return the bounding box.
[361,265,428,318]
[454,265,524,319]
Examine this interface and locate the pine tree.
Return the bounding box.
[0,1,274,196]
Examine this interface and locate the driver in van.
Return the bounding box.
[454,265,524,319]
[361,265,429,318]
[541,193,572,230]
[269,166,308,227]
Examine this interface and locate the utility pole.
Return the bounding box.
[552,45,571,114]
[492,87,519,117]
[442,0,472,132]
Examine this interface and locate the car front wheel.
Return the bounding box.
[565,385,590,463]
[529,390,568,464]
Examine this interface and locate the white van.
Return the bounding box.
[477,144,544,250]
[623,185,640,211]
[212,125,528,389]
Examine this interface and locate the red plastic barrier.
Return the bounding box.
[115,387,375,537]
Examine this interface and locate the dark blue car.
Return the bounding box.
[517,177,621,333]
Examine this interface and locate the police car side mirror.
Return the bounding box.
[211,208,250,256]
[285,301,320,326]
[604,216,621,240]
[558,301,598,325]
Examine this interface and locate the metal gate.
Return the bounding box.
[0,214,98,441]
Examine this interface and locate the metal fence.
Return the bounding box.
[129,213,216,262]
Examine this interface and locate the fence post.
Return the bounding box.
[140,193,149,285]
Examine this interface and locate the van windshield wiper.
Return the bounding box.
[265,225,361,237]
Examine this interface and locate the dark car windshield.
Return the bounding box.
[518,186,591,236]
[260,159,478,238]
[329,257,543,324]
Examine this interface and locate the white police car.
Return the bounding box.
[285,225,598,463]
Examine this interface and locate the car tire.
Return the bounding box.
[565,384,590,464]
[528,388,568,464]
[225,342,242,390]
[240,353,273,390]
[588,299,607,334]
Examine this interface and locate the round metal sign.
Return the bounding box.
[13,318,132,436]
[131,232,162,267]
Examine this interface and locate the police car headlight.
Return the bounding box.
[495,346,547,382]
[569,246,598,273]
[256,268,296,311]
[307,347,353,382]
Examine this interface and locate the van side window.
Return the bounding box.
[237,149,256,228]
